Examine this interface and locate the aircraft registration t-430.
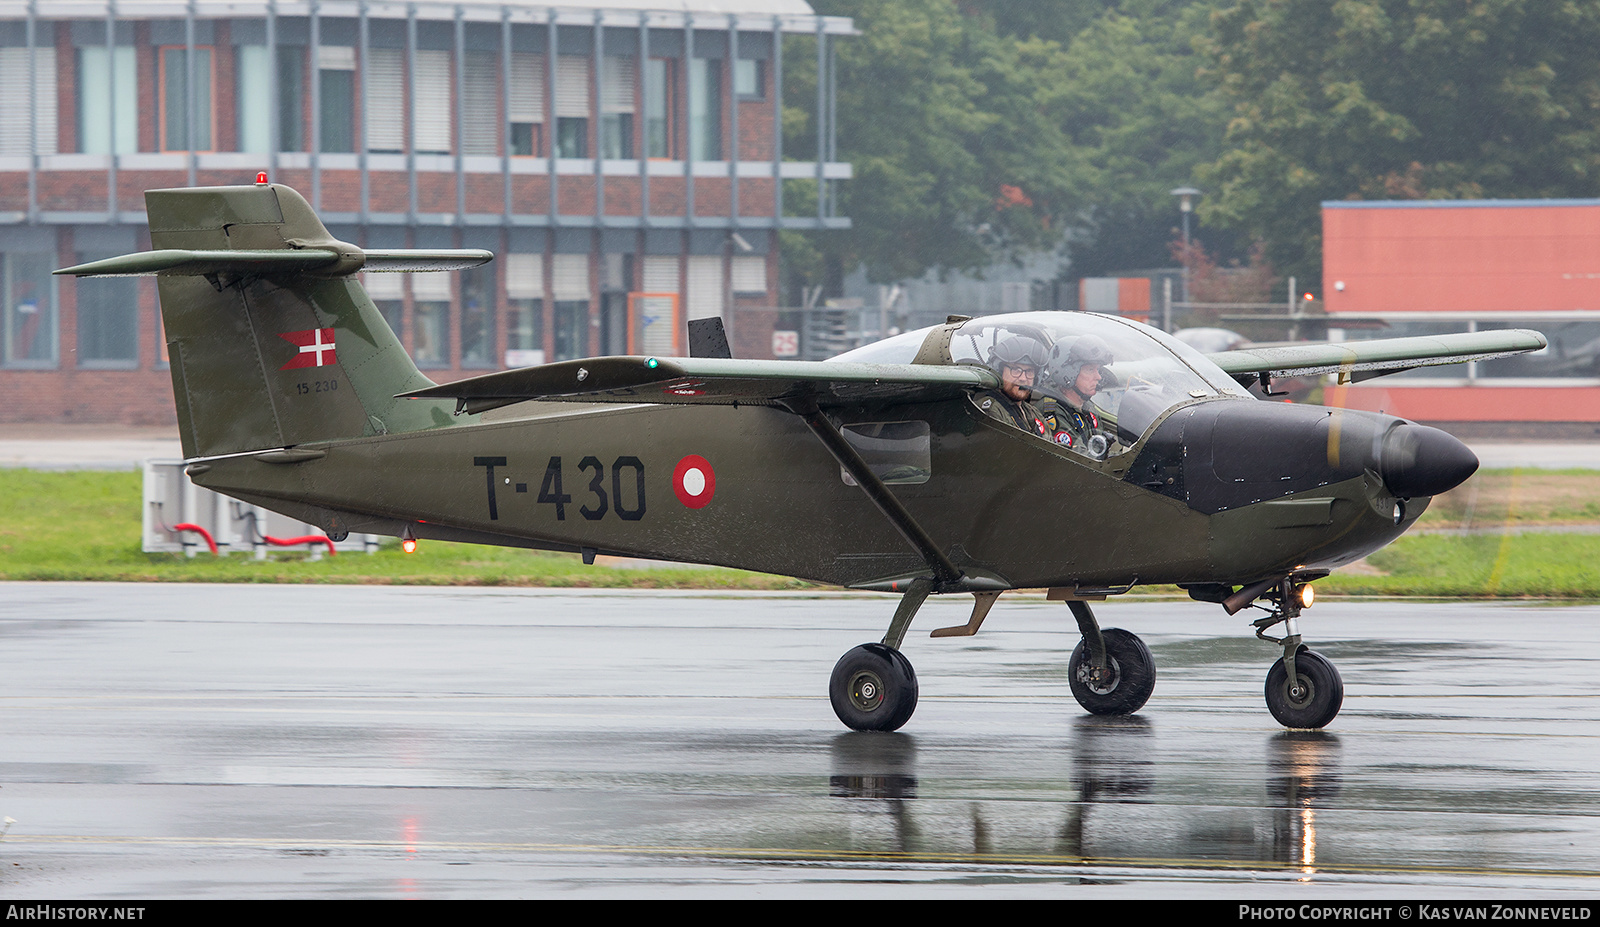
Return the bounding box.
[58,181,1547,732]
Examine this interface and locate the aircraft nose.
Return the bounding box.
[1379,424,1478,498]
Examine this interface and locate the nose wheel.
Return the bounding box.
[1265,646,1343,729]
[1242,576,1344,729]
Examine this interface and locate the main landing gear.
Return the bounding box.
[1064,601,1156,716]
[829,578,932,732]
[1233,577,1343,729]
[827,581,1158,732]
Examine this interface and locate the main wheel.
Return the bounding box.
[829,643,919,732]
[1068,628,1156,715]
[1265,647,1344,729]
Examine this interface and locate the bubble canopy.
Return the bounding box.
[832,312,1252,450]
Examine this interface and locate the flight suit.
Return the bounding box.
[974,389,1049,438]
[1040,397,1106,452]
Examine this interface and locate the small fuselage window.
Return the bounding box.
[839,421,932,486]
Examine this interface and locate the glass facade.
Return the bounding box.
[159,46,213,151]
[74,253,138,366]
[3,253,57,367]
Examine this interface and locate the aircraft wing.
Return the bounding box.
[399,356,999,414]
[54,248,492,277]
[1206,329,1547,383]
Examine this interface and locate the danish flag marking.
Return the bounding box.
[279,328,338,369]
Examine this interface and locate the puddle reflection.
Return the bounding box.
[821,721,1347,869]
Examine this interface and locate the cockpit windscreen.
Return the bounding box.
[834,312,1250,455]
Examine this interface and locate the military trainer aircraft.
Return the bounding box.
[58,181,1547,732]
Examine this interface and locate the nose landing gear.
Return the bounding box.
[1247,577,1343,729]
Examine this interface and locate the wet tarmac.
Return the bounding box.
[1,583,1598,898]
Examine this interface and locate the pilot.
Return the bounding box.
[1043,334,1114,453]
[976,335,1050,437]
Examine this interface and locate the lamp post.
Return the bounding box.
[1170,186,1201,308]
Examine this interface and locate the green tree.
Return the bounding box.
[782,0,1079,293]
[1039,0,1235,277]
[1200,0,1600,287]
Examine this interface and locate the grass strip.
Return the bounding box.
[2,469,1597,596]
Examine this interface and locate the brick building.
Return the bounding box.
[1321,199,1600,435]
[0,0,852,424]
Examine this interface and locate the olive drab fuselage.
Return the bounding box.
[188,389,1423,592]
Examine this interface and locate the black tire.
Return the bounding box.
[1265,647,1344,729]
[829,643,919,732]
[1068,628,1156,715]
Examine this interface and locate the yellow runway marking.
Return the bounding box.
[4,833,1599,881]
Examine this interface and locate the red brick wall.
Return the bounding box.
[3,24,803,424]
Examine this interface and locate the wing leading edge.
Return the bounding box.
[1207,329,1548,384]
[54,248,492,278]
[397,356,1000,415]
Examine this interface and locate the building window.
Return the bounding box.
[366,48,403,153]
[1333,318,1600,383]
[377,300,403,341]
[413,49,451,155]
[509,52,544,156]
[686,254,724,320]
[363,271,404,342]
[160,46,214,151]
[462,52,499,157]
[555,55,589,159]
[600,56,634,160]
[688,58,720,161]
[505,253,544,366]
[644,58,676,158]
[0,46,56,156]
[731,255,768,297]
[412,272,451,367]
[734,58,764,100]
[552,254,590,361]
[554,300,588,360]
[413,302,449,367]
[318,46,356,153]
[237,45,305,154]
[74,253,137,366]
[460,264,495,368]
[3,253,57,368]
[1479,320,1600,379]
[506,299,543,367]
[600,254,633,356]
[76,46,135,155]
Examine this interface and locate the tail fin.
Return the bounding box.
[57,183,490,459]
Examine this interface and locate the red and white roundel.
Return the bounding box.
[673,455,716,508]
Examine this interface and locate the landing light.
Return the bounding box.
[1297,583,1315,609]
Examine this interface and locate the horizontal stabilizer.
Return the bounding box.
[398,356,999,414]
[361,250,496,272]
[55,248,491,278]
[1207,329,1548,381]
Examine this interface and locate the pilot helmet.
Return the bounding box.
[988,335,1049,375]
[1050,334,1115,391]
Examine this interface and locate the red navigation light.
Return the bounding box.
[255,171,269,185]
